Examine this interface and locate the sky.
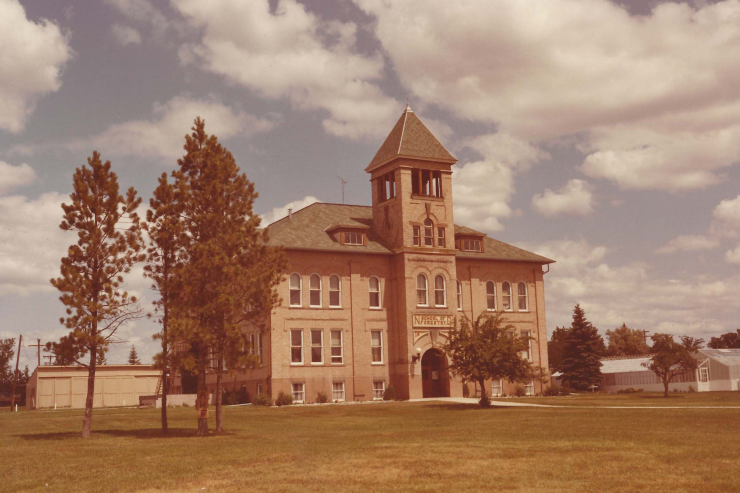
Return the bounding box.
[2,0,740,370]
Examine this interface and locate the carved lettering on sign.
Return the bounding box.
[408,257,453,264]
[412,314,454,327]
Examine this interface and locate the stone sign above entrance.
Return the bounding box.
[412,314,454,328]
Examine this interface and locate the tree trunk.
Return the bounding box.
[215,351,223,434]
[478,377,490,407]
[663,378,669,398]
[82,345,97,439]
[196,347,208,436]
[161,301,169,435]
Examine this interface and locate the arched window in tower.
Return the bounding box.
[502,281,512,311]
[424,219,434,246]
[289,273,302,307]
[309,274,322,307]
[434,275,446,307]
[369,276,381,309]
[517,282,528,311]
[486,281,496,311]
[416,274,428,306]
[457,280,462,311]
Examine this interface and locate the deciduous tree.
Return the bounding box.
[605,323,650,356]
[708,329,740,349]
[50,151,145,438]
[559,304,604,391]
[643,334,704,397]
[443,313,533,406]
[0,338,15,394]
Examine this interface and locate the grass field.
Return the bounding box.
[1,393,739,493]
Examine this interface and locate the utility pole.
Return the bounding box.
[642,330,650,345]
[29,338,42,368]
[10,335,21,412]
[338,176,347,204]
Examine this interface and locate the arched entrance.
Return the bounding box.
[421,348,450,398]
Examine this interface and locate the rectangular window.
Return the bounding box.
[463,239,482,252]
[424,224,434,246]
[413,226,420,246]
[330,330,343,364]
[290,329,303,365]
[520,330,531,360]
[491,379,502,396]
[525,381,534,396]
[309,274,321,307]
[292,383,305,403]
[257,383,262,395]
[437,227,445,247]
[332,382,345,402]
[249,333,255,356]
[371,330,383,364]
[373,381,385,400]
[329,275,341,308]
[311,329,323,364]
[345,232,364,245]
[257,334,263,365]
[699,367,709,383]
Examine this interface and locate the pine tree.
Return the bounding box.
[547,326,569,373]
[128,345,142,365]
[173,118,286,435]
[144,172,183,434]
[559,304,604,391]
[0,338,15,393]
[50,151,145,438]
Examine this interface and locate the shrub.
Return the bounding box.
[513,384,526,397]
[543,383,560,396]
[462,383,470,398]
[383,384,397,401]
[560,385,575,395]
[316,391,329,404]
[252,393,272,407]
[275,391,293,407]
[617,387,644,394]
[224,391,240,405]
[688,385,696,393]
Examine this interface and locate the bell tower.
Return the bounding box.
[366,105,461,400]
[366,105,457,253]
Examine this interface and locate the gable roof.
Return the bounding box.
[365,107,456,172]
[263,203,553,263]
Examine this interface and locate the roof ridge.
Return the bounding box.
[397,109,409,155]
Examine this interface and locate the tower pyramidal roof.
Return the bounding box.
[365,105,457,172]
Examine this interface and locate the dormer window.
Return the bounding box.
[345,232,364,245]
[463,239,482,252]
[411,169,443,198]
[377,171,396,202]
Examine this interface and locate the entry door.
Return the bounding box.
[421,366,432,398]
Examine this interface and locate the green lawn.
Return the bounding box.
[1,394,739,493]
[495,390,740,407]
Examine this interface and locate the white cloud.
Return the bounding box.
[260,196,320,226]
[0,0,72,132]
[0,191,68,296]
[725,245,740,265]
[172,0,398,140]
[522,238,740,338]
[532,179,593,217]
[452,133,550,231]
[111,24,141,46]
[0,162,36,193]
[104,0,183,42]
[356,0,740,191]
[656,235,719,254]
[70,95,278,160]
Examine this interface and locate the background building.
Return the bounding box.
[187,106,554,402]
[26,365,160,410]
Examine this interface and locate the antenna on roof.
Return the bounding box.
[406,98,412,112]
[338,176,348,204]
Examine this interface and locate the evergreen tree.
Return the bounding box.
[173,118,286,435]
[547,326,569,373]
[605,323,650,356]
[128,345,142,365]
[443,313,534,406]
[559,304,604,391]
[644,334,703,397]
[50,151,145,438]
[0,338,15,393]
[144,172,183,434]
